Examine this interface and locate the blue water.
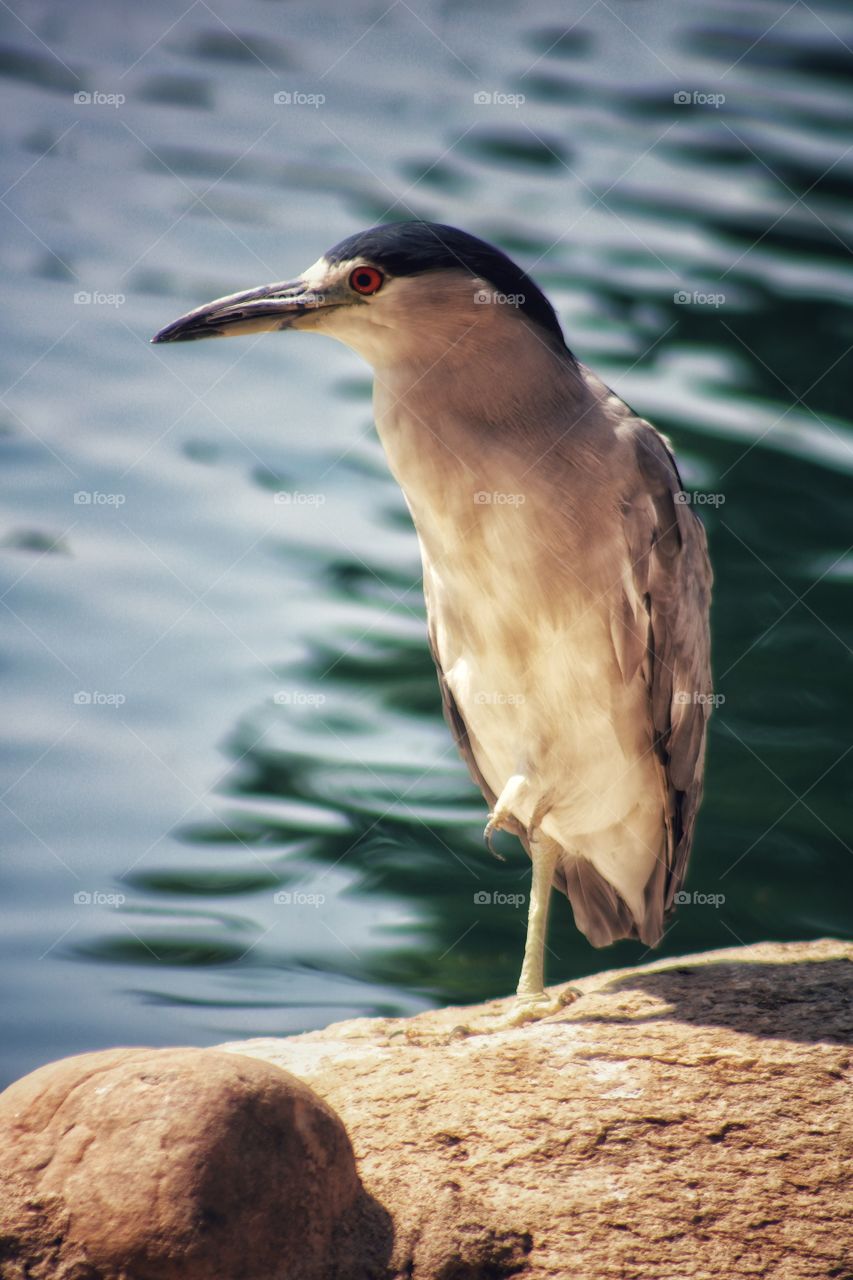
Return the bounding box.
[1,0,852,1087]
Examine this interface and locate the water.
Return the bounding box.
[1,0,851,1088]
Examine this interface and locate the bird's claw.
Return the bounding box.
[456,985,581,1035]
[500,986,580,1027]
[483,814,502,854]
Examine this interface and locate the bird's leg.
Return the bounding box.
[499,834,578,1027]
[449,832,580,1038]
[515,834,558,1000]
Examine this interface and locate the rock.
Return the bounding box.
[0,1046,390,1280]
[1,941,851,1279]
[219,938,853,1279]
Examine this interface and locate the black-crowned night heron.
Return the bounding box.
[153,221,712,1026]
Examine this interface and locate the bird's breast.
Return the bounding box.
[417,492,655,824]
[373,388,665,909]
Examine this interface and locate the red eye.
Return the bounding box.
[349,266,384,295]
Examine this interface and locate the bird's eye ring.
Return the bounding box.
[349,266,384,296]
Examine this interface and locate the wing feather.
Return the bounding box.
[422,412,712,947]
[629,423,713,912]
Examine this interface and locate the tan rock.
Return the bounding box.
[1,941,851,1278]
[220,938,853,1279]
[0,1046,389,1280]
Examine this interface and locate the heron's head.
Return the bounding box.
[151,221,570,372]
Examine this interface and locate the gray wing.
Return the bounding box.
[424,418,712,949]
[624,422,714,924]
[550,418,713,950]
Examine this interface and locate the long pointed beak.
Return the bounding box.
[151,278,334,344]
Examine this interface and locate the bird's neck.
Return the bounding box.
[370,321,593,526]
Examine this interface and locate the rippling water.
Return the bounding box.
[1,0,852,1086]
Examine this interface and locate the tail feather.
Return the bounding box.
[554,850,667,948]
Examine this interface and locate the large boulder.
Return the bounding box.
[1,940,850,1278]
[0,1046,390,1279]
[222,938,853,1279]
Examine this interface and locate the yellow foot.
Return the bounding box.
[452,986,581,1037]
[499,986,581,1028]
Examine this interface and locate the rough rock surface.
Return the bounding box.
[0,1046,390,1280]
[1,941,851,1279]
[219,939,853,1280]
